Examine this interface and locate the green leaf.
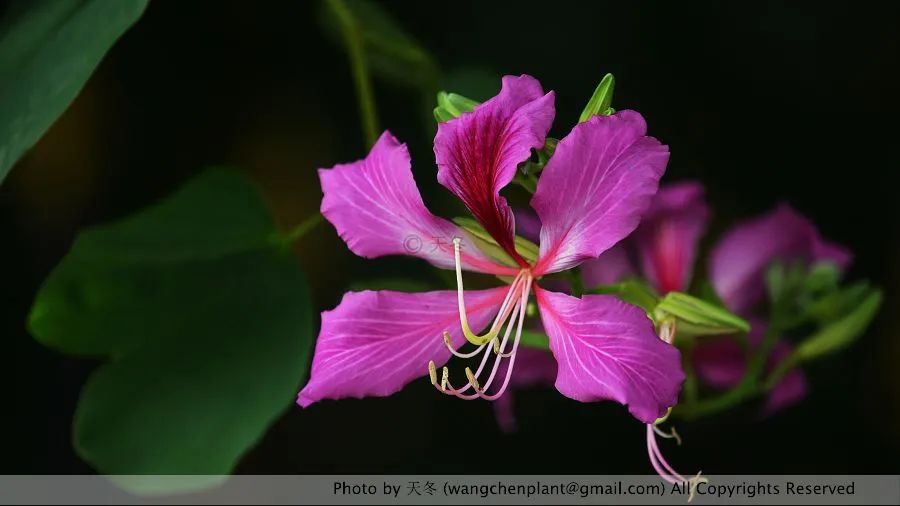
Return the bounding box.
[28,169,313,490]
[795,289,882,361]
[578,73,615,123]
[655,291,751,335]
[802,262,841,294]
[320,0,437,90]
[804,280,872,325]
[587,278,660,313]
[452,216,539,267]
[0,0,148,183]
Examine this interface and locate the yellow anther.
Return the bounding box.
[442,331,453,348]
[464,367,481,391]
[492,338,501,354]
[440,367,449,391]
[428,361,437,386]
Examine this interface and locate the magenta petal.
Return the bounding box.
[435,75,555,262]
[320,132,511,275]
[634,182,710,294]
[692,338,746,389]
[297,287,507,407]
[812,236,853,272]
[581,244,636,288]
[763,368,808,415]
[693,321,808,415]
[534,286,684,423]
[762,341,808,415]
[532,111,669,275]
[513,207,542,244]
[709,204,851,313]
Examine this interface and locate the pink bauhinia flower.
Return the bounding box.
[505,183,711,487]
[583,190,851,480]
[297,74,684,427]
[693,203,852,414]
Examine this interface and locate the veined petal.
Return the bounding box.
[534,286,684,423]
[710,204,851,313]
[634,182,710,294]
[320,131,512,275]
[298,287,508,407]
[532,111,669,275]
[435,75,555,264]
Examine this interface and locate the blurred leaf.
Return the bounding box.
[28,169,313,490]
[519,329,549,350]
[587,278,659,313]
[655,291,750,335]
[765,259,809,310]
[795,289,882,361]
[578,73,615,123]
[802,262,841,294]
[805,280,872,325]
[0,0,148,183]
[764,260,786,305]
[319,0,437,90]
[452,216,539,266]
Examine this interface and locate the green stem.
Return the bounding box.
[283,214,325,244]
[326,0,379,148]
[674,320,782,420]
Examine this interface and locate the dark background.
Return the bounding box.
[2,1,899,474]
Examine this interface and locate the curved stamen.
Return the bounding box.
[646,424,707,501]
[445,271,525,359]
[653,424,682,446]
[476,276,532,401]
[454,238,514,345]
[436,289,524,399]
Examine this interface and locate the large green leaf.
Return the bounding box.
[0,0,148,182]
[29,169,313,491]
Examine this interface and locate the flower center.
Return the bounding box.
[427,238,532,400]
